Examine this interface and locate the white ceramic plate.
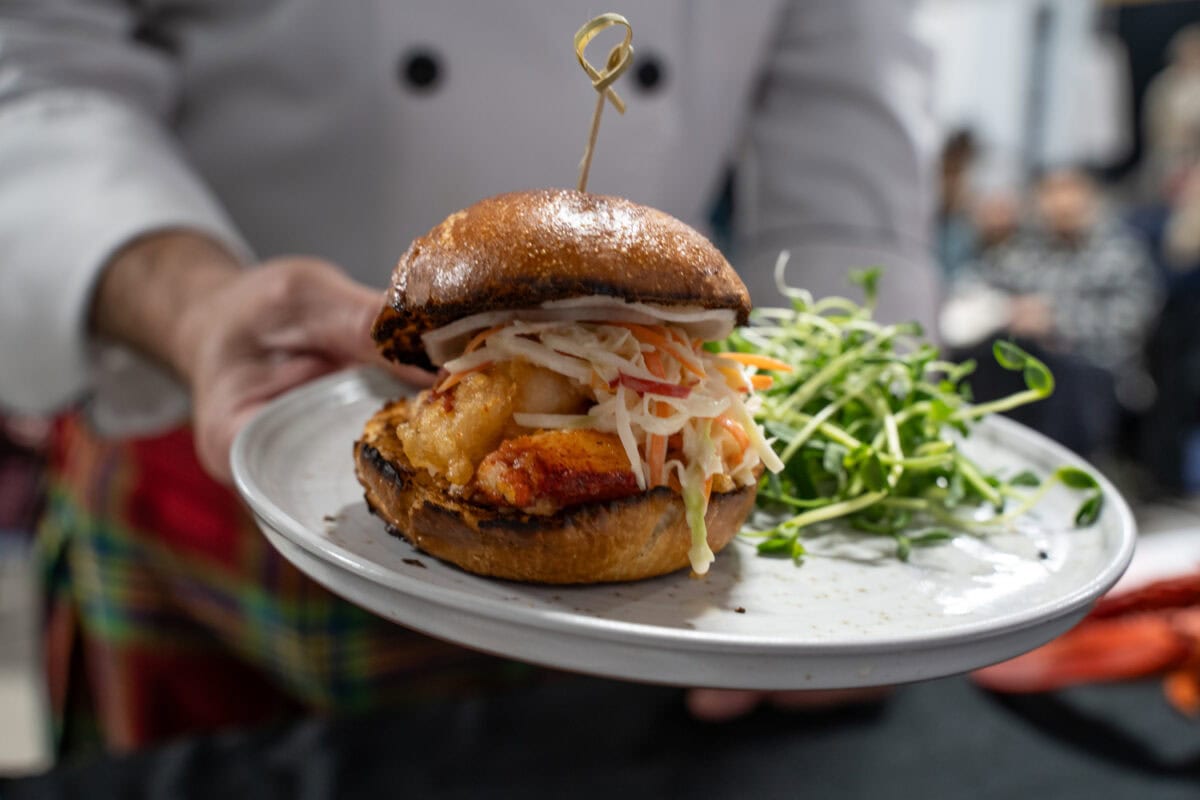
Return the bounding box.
[231,368,1136,690]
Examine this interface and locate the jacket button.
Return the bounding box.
[400,49,442,92]
[634,55,666,93]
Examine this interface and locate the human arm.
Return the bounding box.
[93,232,431,480]
[735,0,939,329]
[0,4,424,476]
[0,2,252,414]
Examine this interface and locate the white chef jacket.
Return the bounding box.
[0,0,937,435]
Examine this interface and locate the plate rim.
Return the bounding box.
[231,367,1138,656]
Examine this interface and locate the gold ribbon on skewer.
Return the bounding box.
[574,13,634,192]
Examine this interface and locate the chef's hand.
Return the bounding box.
[685,687,893,721]
[92,231,432,481]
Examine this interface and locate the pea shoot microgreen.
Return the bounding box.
[721,267,1104,563]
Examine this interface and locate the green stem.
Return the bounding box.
[877,453,955,470]
[892,400,933,427]
[780,490,888,533]
[986,477,1061,525]
[776,389,862,464]
[773,413,863,451]
[956,454,1003,508]
[757,491,835,510]
[776,327,898,416]
[951,389,1046,422]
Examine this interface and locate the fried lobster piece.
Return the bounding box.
[972,570,1200,715]
[475,430,641,514]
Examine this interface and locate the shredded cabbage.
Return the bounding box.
[512,413,595,430]
[434,318,785,573]
[613,384,646,491]
[422,298,737,366]
[682,465,715,575]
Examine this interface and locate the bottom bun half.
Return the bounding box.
[353,399,757,584]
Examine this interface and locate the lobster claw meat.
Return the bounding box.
[971,570,1200,715]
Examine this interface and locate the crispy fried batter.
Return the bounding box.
[397,361,588,485]
[475,429,640,514]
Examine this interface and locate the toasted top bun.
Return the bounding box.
[372,189,751,368]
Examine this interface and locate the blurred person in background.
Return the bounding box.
[1142,24,1200,202]
[940,167,1159,458]
[0,2,936,753]
[936,129,979,282]
[971,190,1023,255]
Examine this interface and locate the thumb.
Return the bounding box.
[293,266,387,364]
[294,265,435,387]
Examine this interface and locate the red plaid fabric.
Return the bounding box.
[38,414,531,753]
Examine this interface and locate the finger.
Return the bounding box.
[196,354,341,483]
[685,689,764,721]
[288,266,435,387]
[293,267,389,365]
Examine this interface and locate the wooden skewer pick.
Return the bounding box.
[574,13,634,193]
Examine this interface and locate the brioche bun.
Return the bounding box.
[372,189,751,370]
[354,399,755,584]
[358,189,758,583]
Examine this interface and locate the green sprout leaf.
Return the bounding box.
[849,267,883,306]
[1075,493,1104,527]
[757,535,797,556]
[992,340,1027,370]
[860,453,888,493]
[725,269,1092,565]
[1056,467,1100,490]
[791,539,807,563]
[1008,470,1041,488]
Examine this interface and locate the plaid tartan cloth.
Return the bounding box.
[37,414,531,753]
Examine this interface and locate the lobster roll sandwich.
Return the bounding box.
[356,189,782,584]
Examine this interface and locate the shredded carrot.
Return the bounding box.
[715,414,751,456]
[716,352,794,372]
[643,349,666,379]
[648,434,667,487]
[644,349,671,487]
[715,364,750,393]
[610,322,706,378]
[436,361,491,393]
[463,325,506,354]
[750,374,774,390]
[703,475,714,503]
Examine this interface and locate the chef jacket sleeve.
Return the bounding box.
[0,2,249,413]
[736,0,940,330]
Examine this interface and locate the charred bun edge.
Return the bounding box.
[353,400,757,584]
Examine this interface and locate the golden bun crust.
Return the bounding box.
[372,189,750,368]
[354,398,756,584]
